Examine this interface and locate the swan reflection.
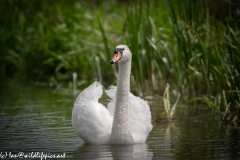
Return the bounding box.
[74,143,153,159]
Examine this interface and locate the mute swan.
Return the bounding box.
[72,45,152,145]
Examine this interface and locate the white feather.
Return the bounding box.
[72,45,152,145]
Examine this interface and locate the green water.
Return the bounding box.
[0,78,239,159]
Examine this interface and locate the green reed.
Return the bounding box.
[163,0,240,112]
[1,0,239,113]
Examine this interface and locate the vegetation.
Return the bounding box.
[1,0,239,122]
[163,83,180,121]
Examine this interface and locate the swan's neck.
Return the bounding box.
[109,60,134,144]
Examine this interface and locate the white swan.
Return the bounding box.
[72,45,152,145]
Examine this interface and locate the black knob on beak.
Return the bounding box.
[114,49,117,54]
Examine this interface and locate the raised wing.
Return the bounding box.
[72,82,113,144]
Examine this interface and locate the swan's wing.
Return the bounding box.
[105,86,153,143]
[72,82,113,144]
[128,92,153,143]
[105,85,117,116]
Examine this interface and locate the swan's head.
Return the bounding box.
[110,45,132,64]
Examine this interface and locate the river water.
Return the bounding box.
[0,79,239,159]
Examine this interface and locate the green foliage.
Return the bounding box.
[163,83,181,120]
[163,0,240,113]
[1,0,240,113]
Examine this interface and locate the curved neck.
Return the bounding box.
[117,61,131,96]
[110,60,134,144]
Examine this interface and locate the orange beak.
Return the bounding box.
[110,51,122,64]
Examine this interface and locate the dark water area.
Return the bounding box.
[0,78,239,160]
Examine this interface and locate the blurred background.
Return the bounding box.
[0,1,240,158]
[0,0,240,119]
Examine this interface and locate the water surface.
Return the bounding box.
[0,79,239,159]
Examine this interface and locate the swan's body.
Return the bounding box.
[72,45,152,145]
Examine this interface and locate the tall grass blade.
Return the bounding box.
[170,94,181,118]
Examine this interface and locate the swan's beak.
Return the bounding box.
[110,51,122,64]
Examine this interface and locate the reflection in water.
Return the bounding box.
[224,127,239,159]
[75,143,153,160]
[0,79,240,159]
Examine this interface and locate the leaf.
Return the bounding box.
[163,83,170,117]
[170,93,181,118]
[197,98,220,111]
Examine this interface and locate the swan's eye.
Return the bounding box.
[114,48,124,54]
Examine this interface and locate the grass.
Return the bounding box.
[1,0,240,120]
[163,83,181,121]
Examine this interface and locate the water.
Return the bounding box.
[0,79,239,159]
